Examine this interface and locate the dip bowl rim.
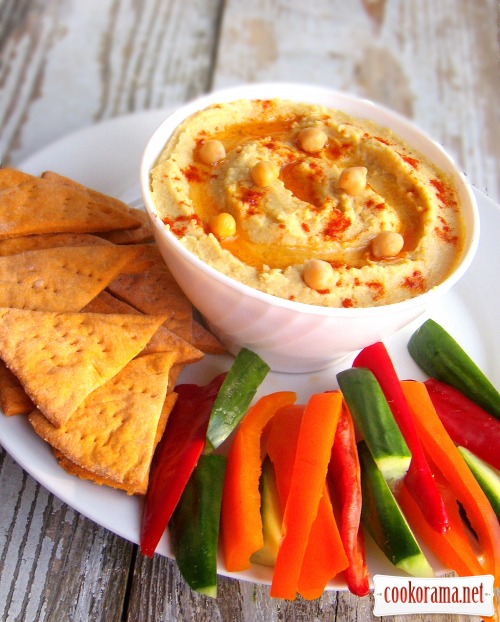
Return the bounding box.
[140,81,479,320]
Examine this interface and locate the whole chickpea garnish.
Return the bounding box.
[198,139,226,165]
[303,258,334,291]
[209,212,236,239]
[297,127,328,153]
[371,231,404,258]
[251,161,280,187]
[338,166,367,196]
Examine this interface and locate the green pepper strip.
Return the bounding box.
[206,348,270,450]
[168,348,270,596]
[170,454,227,598]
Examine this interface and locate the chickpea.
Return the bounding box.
[338,166,367,196]
[297,127,328,153]
[209,212,236,239]
[371,231,404,258]
[302,258,334,291]
[198,139,226,165]
[251,160,280,187]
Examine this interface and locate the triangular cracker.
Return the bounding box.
[0,172,141,240]
[0,308,167,426]
[98,207,154,245]
[0,360,35,416]
[40,171,154,242]
[192,320,227,354]
[82,291,203,364]
[0,168,33,190]
[0,245,143,312]
[51,391,177,495]
[0,232,112,256]
[30,353,176,493]
[107,245,193,342]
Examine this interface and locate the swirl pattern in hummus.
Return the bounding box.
[150,99,465,308]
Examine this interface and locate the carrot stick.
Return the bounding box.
[401,380,500,586]
[221,391,296,572]
[267,392,345,600]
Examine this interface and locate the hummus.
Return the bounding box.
[150,99,465,307]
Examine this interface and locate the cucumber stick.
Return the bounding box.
[358,441,434,578]
[169,454,226,597]
[408,319,500,419]
[206,348,270,449]
[337,367,411,486]
[458,446,500,521]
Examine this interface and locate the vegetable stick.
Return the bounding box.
[221,391,296,571]
[268,392,346,600]
[401,380,500,586]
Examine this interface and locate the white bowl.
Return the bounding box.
[140,83,479,373]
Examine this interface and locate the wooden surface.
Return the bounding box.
[0,1,499,620]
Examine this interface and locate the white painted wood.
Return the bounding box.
[0,0,220,167]
[214,0,500,202]
[0,0,498,620]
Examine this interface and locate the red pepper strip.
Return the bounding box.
[401,380,500,585]
[424,378,500,471]
[353,342,449,534]
[328,400,369,597]
[220,391,296,572]
[140,373,226,557]
[267,394,347,600]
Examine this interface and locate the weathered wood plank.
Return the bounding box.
[0,0,499,621]
[0,450,134,622]
[125,552,490,622]
[0,0,221,167]
[213,0,500,202]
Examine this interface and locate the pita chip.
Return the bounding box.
[30,352,176,494]
[82,291,203,364]
[52,391,177,494]
[0,307,167,426]
[0,173,141,240]
[98,207,154,245]
[107,245,193,342]
[0,168,33,191]
[0,360,35,416]
[0,232,112,256]
[0,245,143,312]
[192,320,227,354]
[40,172,154,245]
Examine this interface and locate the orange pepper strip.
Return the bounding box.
[398,475,484,577]
[401,381,500,586]
[296,483,348,600]
[267,391,345,600]
[220,391,296,572]
[267,405,347,600]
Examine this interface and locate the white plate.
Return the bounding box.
[1,111,499,589]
